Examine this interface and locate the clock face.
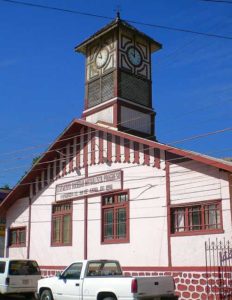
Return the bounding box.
[95,48,109,68]
[127,47,142,66]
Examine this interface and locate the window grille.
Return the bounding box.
[120,72,150,106]
[102,192,129,243]
[102,72,114,103]
[51,202,72,246]
[171,201,222,235]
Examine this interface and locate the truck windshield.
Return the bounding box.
[86,261,122,277]
[9,260,41,276]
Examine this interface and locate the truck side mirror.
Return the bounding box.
[56,271,61,278]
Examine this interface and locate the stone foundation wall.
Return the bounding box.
[124,270,227,300]
[41,266,64,278]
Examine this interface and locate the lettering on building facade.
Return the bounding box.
[55,170,123,201]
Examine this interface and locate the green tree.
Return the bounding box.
[1,184,10,190]
[32,156,40,165]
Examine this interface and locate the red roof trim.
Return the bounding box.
[1,118,231,213]
[75,119,232,172]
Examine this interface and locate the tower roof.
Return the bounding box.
[75,16,162,54]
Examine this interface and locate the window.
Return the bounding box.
[9,227,26,247]
[51,202,72,246]
[9,260,40,276]
[0,262,5,273]
[171,201,223,235]
[61,263,82,280]
[86,261,122,276]
[102,192,129,243]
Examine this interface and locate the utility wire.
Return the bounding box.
[0,2,231,161]
[0,124,231,178]
[0,123,232,168]
[126,18,232,40]
[0,128,231,170]
[0,101,231,159]
[1,85,232,157]
[200,0,232,4]
[0,92,231,159]
[0,145,230,188]
[0,1,231,184]
[1,0,232,40]
[169,127,232,145]
[0,0,112,20]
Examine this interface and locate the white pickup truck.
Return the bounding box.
[37,259,177,300]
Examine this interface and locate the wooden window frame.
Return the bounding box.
[101,190,129,244]
[51,202,72,247]
[171,199,224,236]
[9,226,26,247]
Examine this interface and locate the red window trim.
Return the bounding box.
[170,199,224,237]
[51,202,73,247]
[101,190,130,244]
[9,226,26,248]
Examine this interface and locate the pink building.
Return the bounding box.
[0,187,11,256]
[1,16,232,300]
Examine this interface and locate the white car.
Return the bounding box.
[0,258,41,299]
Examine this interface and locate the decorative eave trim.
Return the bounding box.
[76,119,232,173]
[1,118,231,213]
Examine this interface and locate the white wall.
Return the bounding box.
[87,163,168,266]
[170,160,231,266]
[86,106,113,125]
[6,161,169,267]
[5,158,231,268]
[29,170,86,266]
[120,106,151,134]
[6,197,29,259]
[170,161,222,203]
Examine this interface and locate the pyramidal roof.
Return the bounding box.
[75,15,162,54]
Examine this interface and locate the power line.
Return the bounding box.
[1,0,232,40]
[200,0,232,4]
[4,178,230,207]
[0,145,230,188]
[0,100,230,159]
[0,0,112,20]
[0,10,231,143]
[0,2,229,163]
[0,122,231,180]
[0,124,231,172]
[0,130,231,172]
[169,127,232,145]
[0,85,232,158]
[0,18,231,144]
[0,1,231,186]
[126,18,232,41]
[0,94,231,160]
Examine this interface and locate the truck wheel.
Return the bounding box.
[40,289,53,300]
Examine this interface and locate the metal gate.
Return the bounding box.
[205,239,232,299]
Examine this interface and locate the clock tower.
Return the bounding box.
[75,14,162,139]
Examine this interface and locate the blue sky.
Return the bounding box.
[0,0,231,188]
